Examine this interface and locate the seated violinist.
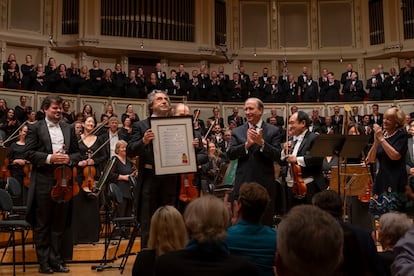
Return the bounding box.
[108,140,136,218]
[7,124,30,205]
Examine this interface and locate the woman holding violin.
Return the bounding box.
[7,124,30,205]
[72,115,107,244]
[108,140,136,218]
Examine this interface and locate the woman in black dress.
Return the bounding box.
[109,140,136,217]
[7,124,30,205]
[72,115,107,244]
[367,107,408,215]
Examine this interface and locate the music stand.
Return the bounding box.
[310,134,369,196]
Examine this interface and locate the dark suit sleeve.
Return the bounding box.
[25,122,49,165]
[127,120,147,158]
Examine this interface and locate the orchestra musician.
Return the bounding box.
[108,140,136,218]
[72,115,107,244]
[281,111,324,209]
[25,95,80,274]
[7,124,30,205]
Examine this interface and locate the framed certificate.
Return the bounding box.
[150,116,197,175]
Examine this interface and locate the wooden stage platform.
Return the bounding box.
[0,230,141,275]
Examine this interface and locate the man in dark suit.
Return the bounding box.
[208,106,225,129]
[406,120,414,199]
[282,111,324,209]
[369,103,383,126]
[228,97,282,226]
[227,106,244,127]
[266,107,284,129]
[25,95,81,274]
[127,90,177,249]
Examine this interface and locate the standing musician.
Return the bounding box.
[127,90,178,249]
[7,124,30,205]
[25,95,80,274]
[281,111,324,209]
[227,97,281,226]
[72,115,107,244]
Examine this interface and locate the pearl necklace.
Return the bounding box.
[384,130,397,139]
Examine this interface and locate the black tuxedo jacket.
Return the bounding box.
[227,114,244,126]
[227,122,281,196]
[291,131,325,190]
[25,120,81,211]
[127,118,153,167]
[369,113,383,126]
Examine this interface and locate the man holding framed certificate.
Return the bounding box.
[127,90,179,249]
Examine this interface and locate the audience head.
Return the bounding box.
[183,195,229,243]
[311,190,342,219]
[237,182,269,224]
[378,212,412,251]
[114,140,128,156]
[275,205,343,276]
[148,205,188,256]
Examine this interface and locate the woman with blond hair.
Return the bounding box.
[155,195,259,276]
[367,106,408,214]
[132,205,187,276]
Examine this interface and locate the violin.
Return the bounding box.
[291,164,307,199]
[0,157,11,181]
[179,173,198,202]
[82,150,96,193]
[51,145,74,203]
[23,162,32,188]
[286,137,307,199]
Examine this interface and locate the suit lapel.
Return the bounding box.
[60,122,71,149]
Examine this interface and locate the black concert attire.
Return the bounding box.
[3,69,21,89]
[382,74,402,100]
[197,73,211,101]
[227,79,248,102]
[99,76,116,97]
[72,136,106,244]
[343,79,365,102]
[301,79,319,102]
[121,113,140,124]
[25,120,81,270]
[263,81,284,103]
[2,61,19,73]
[7,141,28,205]
[127,118,178,248]
[21,63,35,90]
[112,71,127,97]
[399,67,414,99]
[108,156,134,217]
[319,80,341,102]
[228,114,244,127]
[14,105,28,124]
[366,76,383,101]
[31,70,49,92]
[283,81,299,103]
[89,68,104,93]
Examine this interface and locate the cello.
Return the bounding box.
[23,162,32,188]
[51,145,74,203]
